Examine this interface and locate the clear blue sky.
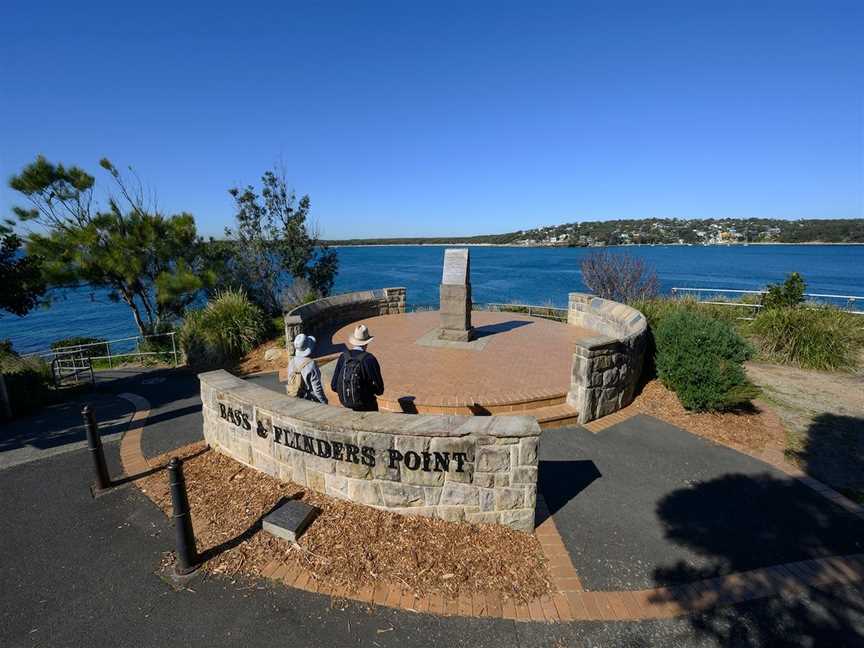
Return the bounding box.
[1,1,862,239]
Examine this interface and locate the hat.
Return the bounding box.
[293,333,316,358]
[348,324,374,347]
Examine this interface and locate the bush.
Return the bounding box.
[0,346,52,416]
[631,297,741,330]
[762,272,806,310]
[750,306,864,370]
[50,336,108,358]
[137,322,179,366]
[180,289,267,369]
[654,310,758,411]
[282,277,318,310]
[581,251,659,303]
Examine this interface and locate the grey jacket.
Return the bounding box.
[287,356,328,404]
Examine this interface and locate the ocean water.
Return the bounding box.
[2,244,862,355]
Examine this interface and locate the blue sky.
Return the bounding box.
[1,1,862,239]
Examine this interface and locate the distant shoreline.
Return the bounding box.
[327,241,864,248]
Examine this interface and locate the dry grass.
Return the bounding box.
[628,379,786,452]
[138,443,552,601]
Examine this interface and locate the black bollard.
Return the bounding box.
[82,405,111,491]
[167,457,199,575]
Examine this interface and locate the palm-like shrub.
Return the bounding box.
[654,310,758,411]
[180,289,267,369]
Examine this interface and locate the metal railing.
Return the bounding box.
[51,350,95,388]
[406,302,568,321]
[484,303,568,321]
[670,287,864,319]
[24,332,180,369]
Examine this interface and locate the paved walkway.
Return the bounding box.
[2,367,864,646]
[0,386,134,470]
[539,414,864,592]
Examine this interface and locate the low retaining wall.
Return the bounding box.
[566,293,648,423]
[284,288,406,354]
[199,370,541,532]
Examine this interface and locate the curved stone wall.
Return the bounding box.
[199,370,541,532]
[283,288,406,354]
[565,293,648,423]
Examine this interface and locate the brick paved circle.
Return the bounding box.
[329,310,597,412]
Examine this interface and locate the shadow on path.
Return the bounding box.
[473,320,533,339]
[653,472,864,645]
[796,412,864,500]
[535,459,601,526]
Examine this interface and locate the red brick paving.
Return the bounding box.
[327,311,596,411]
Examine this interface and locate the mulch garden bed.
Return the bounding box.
[627,379,787,452]
[237,340,285,375]
[138,442,552,601]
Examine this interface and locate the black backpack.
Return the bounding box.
[338,351,367,409]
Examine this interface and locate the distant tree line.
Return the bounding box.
[326,217,864,247]
[324,233,525,246]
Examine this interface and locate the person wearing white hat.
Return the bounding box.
[330,324,384,411]
[286,334,328,403]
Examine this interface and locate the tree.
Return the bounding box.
[224,167,338,315]
[0,220,45,316]
[761,272,806,310]
[580,250,659,303]
[9,155,214,335]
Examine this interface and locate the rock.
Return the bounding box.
[264,348,284,362]
[440,481,479,506]
[477,446,511,472]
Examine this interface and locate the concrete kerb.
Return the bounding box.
[115,388,864,623]
[118,392,152,478]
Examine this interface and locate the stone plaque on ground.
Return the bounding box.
[263,498,319,543]
[439,248,473,341]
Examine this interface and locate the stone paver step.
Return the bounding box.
[500,403,579,429]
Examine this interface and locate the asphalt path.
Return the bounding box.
[538,414,864,591]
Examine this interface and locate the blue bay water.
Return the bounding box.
[2,244,862,354]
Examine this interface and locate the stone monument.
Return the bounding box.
[438,248,473,342]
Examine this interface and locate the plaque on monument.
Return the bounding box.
[439,248,473,342]
[263,498,319,543]
[442,248,469,285]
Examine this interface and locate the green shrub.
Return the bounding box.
[631,297,741,330]
[654,310,758,411]
[762,272,806,310]
[50,336,108,358]
[750,306,863,370]
[0,350,52,416]
[137,323,179,366]
[180,289,267,369]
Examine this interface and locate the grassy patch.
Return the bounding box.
[749,306,864,370]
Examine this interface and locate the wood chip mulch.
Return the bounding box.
[138,443,552,601]
[627,379,787,452]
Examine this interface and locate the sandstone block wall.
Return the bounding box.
[284,288,407,355]
[199,370,541,532]
[566,293,648,423]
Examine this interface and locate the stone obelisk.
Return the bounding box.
[438,248,473,342]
